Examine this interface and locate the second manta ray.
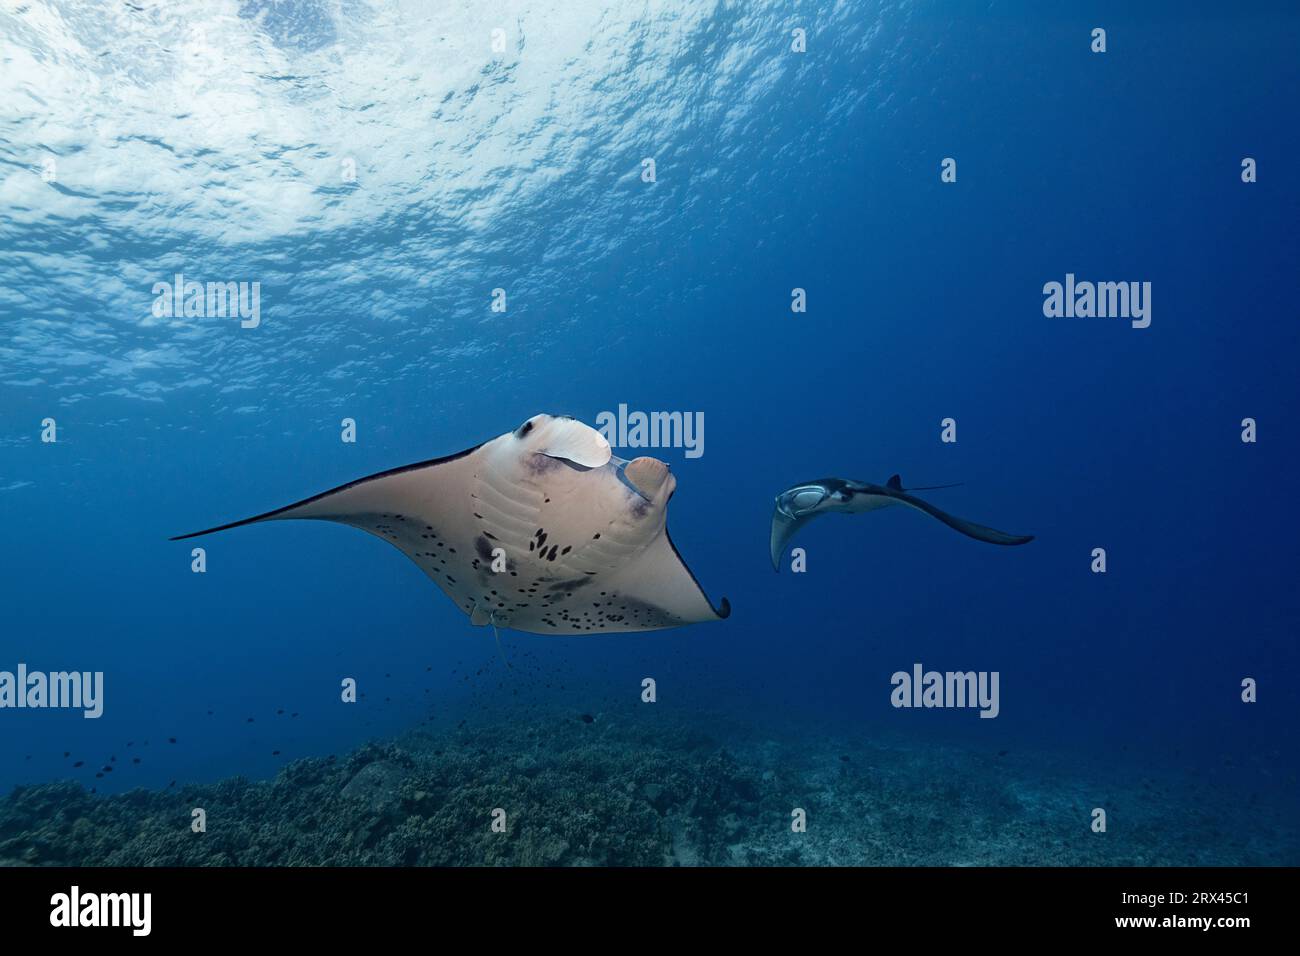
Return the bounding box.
[173,414,730,634]
[770,476,1033,570]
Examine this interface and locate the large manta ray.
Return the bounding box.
[173,414,730,635]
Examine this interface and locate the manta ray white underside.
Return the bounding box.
[173,414,730,635]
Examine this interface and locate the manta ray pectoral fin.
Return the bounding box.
[770,508,817,572]
[889,489,1034,546]
[600,528,730,626]
[167,443,482,541]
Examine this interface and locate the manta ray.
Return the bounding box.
[173,414,730,635]
[770,476,1033,571]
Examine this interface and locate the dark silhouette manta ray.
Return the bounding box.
[770,475,1033,570]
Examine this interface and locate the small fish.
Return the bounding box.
[168,737,177,744]
[579,714,594,724]
[73,761,84,768]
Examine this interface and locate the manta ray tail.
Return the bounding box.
[490,615,512,671]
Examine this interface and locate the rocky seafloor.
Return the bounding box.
[1,711,1294,866]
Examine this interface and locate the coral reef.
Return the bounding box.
[0,712,1293,866]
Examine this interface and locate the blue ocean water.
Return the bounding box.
[1,1,1296,864]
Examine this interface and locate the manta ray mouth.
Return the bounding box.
[539,454,594,472]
